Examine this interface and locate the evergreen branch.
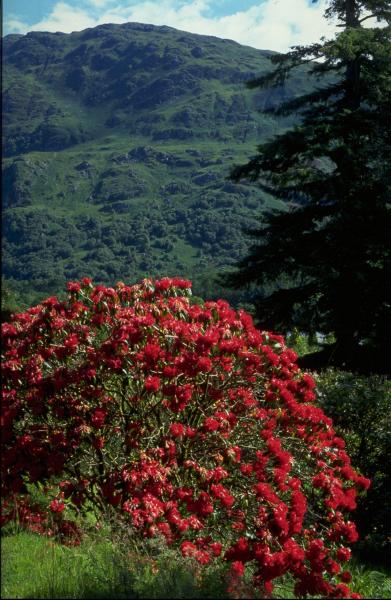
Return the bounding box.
[359,10,391,23]
[263,83,344,116]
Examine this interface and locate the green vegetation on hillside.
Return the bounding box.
[2,23,315,308]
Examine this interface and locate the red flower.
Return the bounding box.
[143,343,161,365]
[170,423,185,437]
[91,408,107,429]
[67,282,81,292]
[144,376,161,393]
[211,484,234,508]
[195,549,211,564]
[197,357,213,372]
[203,417,220,432]
[49,499,65,513]
[181,540,197,557]
[210,542,222,556]
[336,547,351,562]
[230,561,245,577]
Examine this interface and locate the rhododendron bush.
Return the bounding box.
[1,277,369,598]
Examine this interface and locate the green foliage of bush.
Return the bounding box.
[314,369,391,566]
[2,278,372,598]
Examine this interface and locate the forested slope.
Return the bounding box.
[2,22,313,305]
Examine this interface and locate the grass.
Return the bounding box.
[1,528,228,599]
[2,527,391,599]
[347,561,391,600]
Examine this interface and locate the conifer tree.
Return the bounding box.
[227,0,391,373]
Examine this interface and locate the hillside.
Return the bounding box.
[2,22,313,307]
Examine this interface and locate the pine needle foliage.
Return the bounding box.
[227,0,391,373]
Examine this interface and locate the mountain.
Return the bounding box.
[2,22,312,307]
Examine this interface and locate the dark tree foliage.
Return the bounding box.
[226,0,391,374]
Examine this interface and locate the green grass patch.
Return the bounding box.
[2,528,391,599]
[1,529,228,599]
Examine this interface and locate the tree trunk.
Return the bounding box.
[345,0,361,109]
[346,0,360,27]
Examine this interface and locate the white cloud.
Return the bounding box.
[4,0,338,52]
[37,2,101,32]
[84,0,117,7]
[4,2,128,36]
[4,16,30,35]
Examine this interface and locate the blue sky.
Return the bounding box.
[3,0,337,52]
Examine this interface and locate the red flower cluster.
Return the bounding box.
[1,277,369,597]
